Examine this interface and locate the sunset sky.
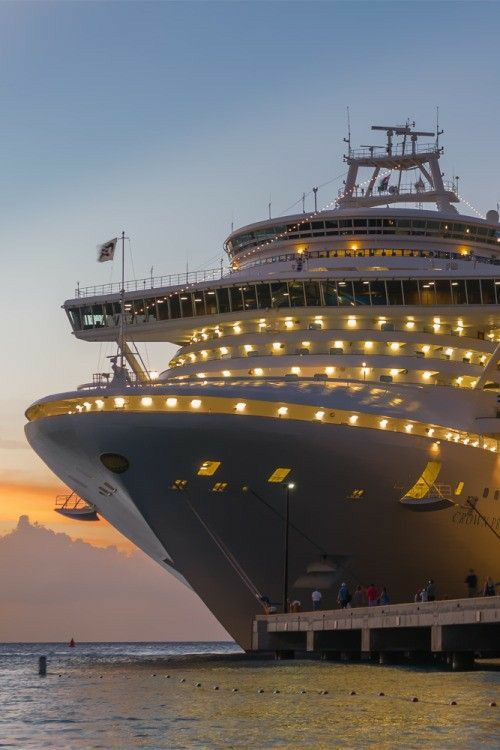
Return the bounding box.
[1,0,500,637]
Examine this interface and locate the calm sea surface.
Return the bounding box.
[0,642,498,749]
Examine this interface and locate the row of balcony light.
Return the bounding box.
[66,395,498,453]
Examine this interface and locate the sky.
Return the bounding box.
[1,0,500,638]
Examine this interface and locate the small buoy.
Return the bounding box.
[166,675,170,679]
[273,689,280,694]
[489,701,497,707]
[213,686,219,691]
[378,692,385,697]
[58,674,62,677]
[449,700,457,706]
[152,674,156,677]
[99,675,103,679]
[232,688,238,693]
[320,690,328,695]
[257,689,264,693]
[180,678,185,683]
[195,682,201,688]
[350,690,357,696]
[411,696,418,702]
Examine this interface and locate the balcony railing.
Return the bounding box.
[75,266,229,299]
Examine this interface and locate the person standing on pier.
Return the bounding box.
[483,577,496,596]
[367,583,379,607]
[426,579,436,601]
[465,569,478,597]
[311,589,322,610]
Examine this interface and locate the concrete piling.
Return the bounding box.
[38,656,47,676]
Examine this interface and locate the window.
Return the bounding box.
[369,280,387,305]
[169,294,181,319]
[348,489,365,499]
[288,280,305,307]
[304,281,322,307]
[144,298,157,322]
[322,280,339,306]
[352,281,371,306]
[180,294,193,317]
[402,280,419,305]
[419,281,436,305]
[242,285,258,310]
[217,287,231,314]
[170,479,188,491]
[386,280,404,306]
[466,279,481,304]
[451,280,467,305]
[198,460,221,476]
[435,280,452,305]
[337,281,354,306]
[481,279,496,305]
[271,282,290,308]
[92,304,105,328]
[193,293,205,317]
[157,297,169,321]
[205,290,218,315]
[68,308,82,330]
[212,482,228,492]
[483,487,490,498]
[256,283,272,309]
[494,489,500,500]
[268,467,291,483]
[229,287,244,312]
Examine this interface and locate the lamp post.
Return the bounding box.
[283,482,295,613]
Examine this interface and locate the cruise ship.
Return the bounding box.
[25,123,500,649]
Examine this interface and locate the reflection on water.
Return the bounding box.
[0,643,498,749]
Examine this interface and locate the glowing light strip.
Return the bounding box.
[25,394,498,453]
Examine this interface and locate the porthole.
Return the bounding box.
[483,487,489,499]
[100,453,130,474]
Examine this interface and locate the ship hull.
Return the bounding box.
[25,401,500,649]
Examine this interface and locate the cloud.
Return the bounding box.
[0,516,230,643]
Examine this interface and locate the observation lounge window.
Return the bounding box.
[157,297,169,321]
[256,283,272,309]
[451,280,467,305]
[419,281,436,305]
[205,290,218,315]
[242,285,258,310]
[169,294,181,319]
[82,306,94,329]
[322,280,339,306]
[144,298,157,322]
[466,279,481,304]
[217,288,231,314]
[193,293,205,317]
[337,281,354,306]
[91,304,105,328]
[298,222,311,236]
[481,279,496,305]
[304,281,322,307]
[353,280,371,305]
[435,280,452,305]
[289,281,306,307]
[271,282,290,308]
[68,307,82,330]
[103,302,115,327]
[180,294,193,317]
[370,280,388,305]
[229,287,244,313]
[386,280,403,306]
[130,299,144,324]
[402,280,419,305]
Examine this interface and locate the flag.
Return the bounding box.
[97,238,117,262]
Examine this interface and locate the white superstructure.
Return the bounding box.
[26,123,500,648]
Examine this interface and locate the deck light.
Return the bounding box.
[95,399,104,409]
[219,346,228,354]
[480,355,487,363]
[455,376,463,385]
[301,341,310,347]
[196,373,206,379]
[347,317,357,328]
[278,406,288,416]
[406,320,415,329]
[325,366,335,375]
[76,404,83,412]
[349,415,359,424]
[244,344,253,353]
[272,342,282,351]
[472,440,479,447]
[189,353,197,362]
[364,341,373,349]
[445,348,454,357]
[114,397,125,408]
[235,402,246,412]
[405,423,413,433]
[222,370,231,377]
[253,368,264,376]
[465,351,472,358]
[390,342,400,351]
[190,399,202,409]
[422,345,430,353]
[83,401,91,411]
[427,428,435,436]
[166,398,178,407]
[291,366,301,375]
[201,332,208,340]
[379,419,388,429]
[284,319,294,329]
[149,371,159,380]
[315,410,325,420]
[287,482,296,489]
[141,397,153,407]
[390,369,399,377]
[233,325,242,334]
[422,371,432,380]
[446,432,452,440]
[334,340,343,348]
[201,350,208,359]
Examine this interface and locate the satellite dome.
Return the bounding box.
[486,209,499,224]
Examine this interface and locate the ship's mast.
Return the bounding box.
[338,122,459,213]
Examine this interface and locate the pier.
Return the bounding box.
[252,597,500,670]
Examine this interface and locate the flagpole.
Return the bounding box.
[119,230,125,371]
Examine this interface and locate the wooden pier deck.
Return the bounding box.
[252,597,500,670]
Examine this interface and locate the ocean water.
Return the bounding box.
[0,642,498,749]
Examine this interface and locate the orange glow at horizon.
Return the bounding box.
[0,481,136,552]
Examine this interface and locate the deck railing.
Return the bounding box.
[75,266,228,299]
